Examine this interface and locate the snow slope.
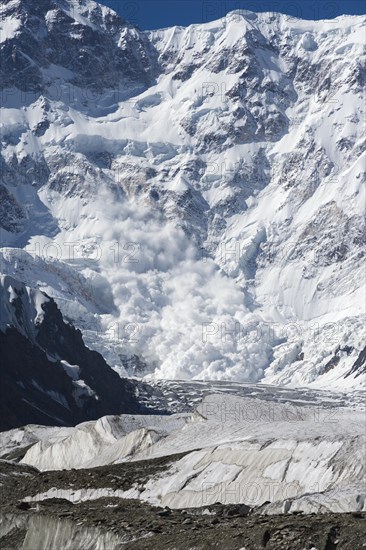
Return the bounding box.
[0,0,365,388]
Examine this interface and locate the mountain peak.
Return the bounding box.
[0,0,155,93]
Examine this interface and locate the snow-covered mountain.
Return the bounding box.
[0,0,365,389]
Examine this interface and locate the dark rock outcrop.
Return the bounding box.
[345,346,366,378]
[0,276,148,431]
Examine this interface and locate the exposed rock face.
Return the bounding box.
[0,184,27,233]
[0,275,147,430]
[0,0,156,93]
[346,346,366,378]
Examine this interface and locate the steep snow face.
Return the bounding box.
[0,2,365,387]
[19,392,366,514]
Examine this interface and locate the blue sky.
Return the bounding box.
[101,0,366,29]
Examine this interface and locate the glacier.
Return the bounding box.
[9,389,365,515]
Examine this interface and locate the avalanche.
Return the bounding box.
[0,0,365,388]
